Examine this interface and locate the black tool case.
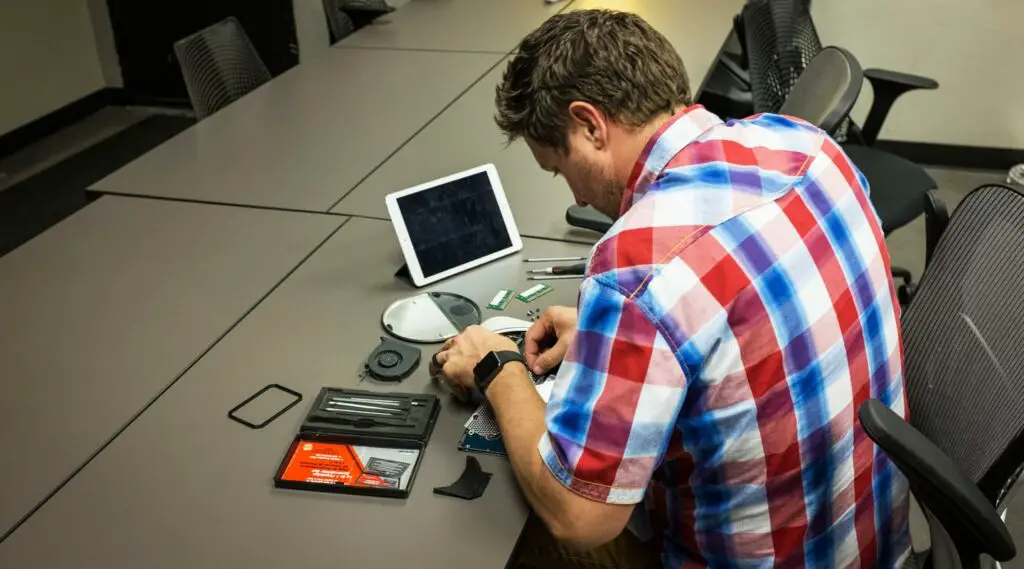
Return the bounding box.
[273,388,440,498]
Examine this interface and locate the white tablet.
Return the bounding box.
[385,164,523,287]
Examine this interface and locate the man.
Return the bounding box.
[430,9,910,569]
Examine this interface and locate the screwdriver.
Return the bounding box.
[526,262,586,276]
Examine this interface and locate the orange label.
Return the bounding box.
[281,440,417,490]
[281,440,366,485]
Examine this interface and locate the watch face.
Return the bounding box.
[474,352,501,381]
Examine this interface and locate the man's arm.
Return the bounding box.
[485,276,689,550]
[484,365,634,549]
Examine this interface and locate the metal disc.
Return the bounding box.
[381,292,481,343]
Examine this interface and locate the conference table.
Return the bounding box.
[333,0,741,242]
[0,218,591,569]
[332,56,599,243]
[87,0,740,238]
[333,0,742,242]
[90,48,503,212]
[341,0,571,53]
[0,197,343,539]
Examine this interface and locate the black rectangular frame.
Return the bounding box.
[227,383,303,429]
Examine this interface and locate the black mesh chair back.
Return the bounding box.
[901,184,1024,509]
[778,46,861,135]
[323,0,356,43]
[741,0,823,114]
[173,18,272,120]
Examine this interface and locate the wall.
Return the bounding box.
[0,0,109,135]
[293,0,331,62]
[813,0,1024,149]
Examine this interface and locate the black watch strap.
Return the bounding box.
[473,350,526,394]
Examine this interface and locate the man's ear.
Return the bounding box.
[567,102,608,150]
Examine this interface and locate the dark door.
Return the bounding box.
[106,0,298,105]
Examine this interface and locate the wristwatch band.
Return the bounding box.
[473,350,525,394]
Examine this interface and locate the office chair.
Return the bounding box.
[173,17,272,120]
[564,46,865,234]
[737,0,940,303]
[859,183,1024,569]
[323,0,357,43]
[698,28,753,120]
[701,0,812,120]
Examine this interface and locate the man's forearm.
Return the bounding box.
[483,364,637,548]
[485,365,570,533]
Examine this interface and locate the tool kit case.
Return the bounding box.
[273,388,440,498]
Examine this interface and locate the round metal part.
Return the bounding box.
[381,292,482,343]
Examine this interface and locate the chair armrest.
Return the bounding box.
[858,400,1016,562]
[566,205,613,234]
[860,68,939,145]
[865,68,939,91]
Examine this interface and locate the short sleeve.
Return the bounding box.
[539,276,689,504]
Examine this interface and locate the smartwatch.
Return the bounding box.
[473,351,526,394]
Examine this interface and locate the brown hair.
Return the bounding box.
[494,9,691,150]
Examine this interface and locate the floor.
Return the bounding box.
[0,107,157,193]
[0,109,1018,564]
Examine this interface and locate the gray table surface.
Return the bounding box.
[0,197,344,539]
[330,57,599,243]
[567,0,745,96]
[338,0,572,53]
[90,48,503,211]
[0,218,593,569]
[331,0,742,241]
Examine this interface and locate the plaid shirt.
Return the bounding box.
[539,106,911,568]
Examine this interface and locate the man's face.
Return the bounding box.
[526,128,624,220]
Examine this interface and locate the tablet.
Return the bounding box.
[385,164,523,287]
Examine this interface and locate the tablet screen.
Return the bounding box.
[395,171,514,278]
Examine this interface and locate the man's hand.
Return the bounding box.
[524,306,578,375]
[429,325,519,399]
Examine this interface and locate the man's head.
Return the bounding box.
[495,10,691,219]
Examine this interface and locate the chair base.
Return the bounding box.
[893,265,917,308]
